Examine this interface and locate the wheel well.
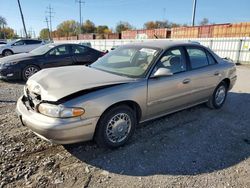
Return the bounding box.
[100,101,142,123]
[93,100,142,139]
[221,78,230,89]
[2,49,13,55]
[22,64,41,71]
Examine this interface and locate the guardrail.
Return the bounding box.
[55,37,250,64]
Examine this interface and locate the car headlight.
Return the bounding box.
[38,103,85,118]
[2,62,18,67]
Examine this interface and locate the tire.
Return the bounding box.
[94,105,136,148]
[2,50,13,56]
[22,65,40,81]
[206,81,228,109]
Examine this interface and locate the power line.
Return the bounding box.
[76,0,85,33]
[17,0,28,38]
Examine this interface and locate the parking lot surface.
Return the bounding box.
[0,66,250,188]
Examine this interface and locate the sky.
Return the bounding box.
[1,0,250,37]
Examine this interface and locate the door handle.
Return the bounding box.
[183,79,191,84]
[214,71,220,76]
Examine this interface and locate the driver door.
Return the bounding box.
[11,40,27,53]
[43,45,74,68]
[147,47,194,119]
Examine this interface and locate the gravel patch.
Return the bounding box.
[0,66,249,188]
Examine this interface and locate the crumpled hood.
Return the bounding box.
[27,66,135,101]
[0,53,37,64]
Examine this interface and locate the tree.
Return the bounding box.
[0,27,16,39]
[144,21,157,29]
[96,25,109,34]
[0,16,7,29]
[169,22,181,28]
[56,20,79,37]
[144,20,174,29]
[155,20,170,28]
[39,28,50,39]
[115,21,132,33]
[82,20,96,33]
[199,18,209,26]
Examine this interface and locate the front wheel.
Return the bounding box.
[22,65,40,81]
[3,50,13,56]
[94,105,136,148]
[206,81,228,109]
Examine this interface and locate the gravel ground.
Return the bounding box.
[0,66,250,188]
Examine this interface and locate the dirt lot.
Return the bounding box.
[0,66,250,188]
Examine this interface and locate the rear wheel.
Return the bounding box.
[206,81,228,109]
[3,50,13,56]
[94,105,136,148]
[22,65,40,81]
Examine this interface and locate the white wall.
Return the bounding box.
[55,37,250,64]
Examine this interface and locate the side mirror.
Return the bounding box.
[152,68,173,78]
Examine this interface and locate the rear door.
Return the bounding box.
[42,45,74,68]
[25,40,42,51]
[71,45,101,65]
[184,46,222,103]
[147,47,194,119]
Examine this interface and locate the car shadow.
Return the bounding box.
[64,92,250,176]
[1,80,26,85]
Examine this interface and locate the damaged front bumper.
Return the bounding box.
[16,96,99,144]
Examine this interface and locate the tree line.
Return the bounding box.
[40,18,211,39]
[0,16,17,39]
[40,20,134,39]
[0,15,211,40]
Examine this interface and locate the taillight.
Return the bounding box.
[101,51,108,56]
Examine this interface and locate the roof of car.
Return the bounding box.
[123,40,202,50]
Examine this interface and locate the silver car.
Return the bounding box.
[16,41,237,148]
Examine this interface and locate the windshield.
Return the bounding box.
[29,44,56,55]
[91,46,160,78]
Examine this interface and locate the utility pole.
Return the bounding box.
[44,17,51,40]
[46,5,55,38]
[192,0,197,26]
[17,0,28,38]
[163,8,166,21]
[76,0,85,34]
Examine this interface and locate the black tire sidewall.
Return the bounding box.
[22,65,40,81]
[3,50,13,56]
[95,105,136,148]
[212,82,228,109]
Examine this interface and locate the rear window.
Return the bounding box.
[25,40,42,45]
[186,47,209,69]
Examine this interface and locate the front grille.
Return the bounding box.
[25,88,42,111]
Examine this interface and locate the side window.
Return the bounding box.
[48,45,70,56]
[156,48,186,74]
[187,47,209,69]
[25,40,36,45]
[206,51,217,65]
[13,40,25,46]
[72,45,87,54]
[29,40,41,44]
